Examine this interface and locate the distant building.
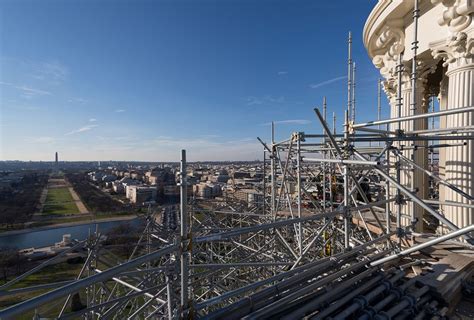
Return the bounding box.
[232,189,264,208]
[145,168,175,186]
[88,171,106,182]
[127,185,157,204]
[101,174,117,183]
[193,182,222,199]
[111,177,139,194]
[194,183,212,199]
[211,170,229,183]
[232,171,251,179]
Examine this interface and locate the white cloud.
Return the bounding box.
[68,98,87,104]
[309,75,347,89]
[115,109,126,113]
[136,136,260,161]
[31,61,68,84]
[7,132,262,161]
[246,95,285,106]
[48,134,256,161]
[277,71,288,75]
[262,119,311,126]
[25,136,55,144]
[15,85,51,96]
[200,134,221,139]
[0,81,51,97]
[89,118,97,122]
[65,124,98,135]
[5,104,41,111]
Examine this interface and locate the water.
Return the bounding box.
[0,218,143,249]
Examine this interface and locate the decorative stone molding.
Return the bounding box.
[432,32,474,66]
[382,60,436,103]
[416,60,439,83]
[431,0,474,33]
[382,77,398,102]
[372,23,405,79]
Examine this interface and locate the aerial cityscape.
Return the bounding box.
[1,0,474,319]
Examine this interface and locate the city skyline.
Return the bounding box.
[0,0,383,161]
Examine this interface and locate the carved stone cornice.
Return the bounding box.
[382,77,398,102]
[372,23,405,79]
[383,61,437,104]
[405,60,438,84]
[432,32,474,66]
[431,0,474,33]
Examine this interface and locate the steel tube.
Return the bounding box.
[303,157,380,166]
[179,149,189,317]
[203,258,340,319]
[425,199,474,209]
[347,31,353,119]
[371,224,474,266]
[350,135,474,142]
[243,250,390,320]
[358,277,417,320]
[394,149,474,201]
[353,106,474,128]
[353,151,473,242]
[196,235,388,318]
[0,280,74,297]
[311,274,385,319]
[0,244,178,319]
[193,210,339,243]
[406,125,474,135]
[332,271,405,320]
[189,262,292,268]
[0,240,86,291]
[379,286,429,319]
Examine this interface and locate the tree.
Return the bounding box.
[0,247,21,283]
[71,293,85,311]
[104,223,140,258]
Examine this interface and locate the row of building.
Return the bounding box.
[88,163,267,206]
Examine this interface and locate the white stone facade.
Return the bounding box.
[364,0,474,233]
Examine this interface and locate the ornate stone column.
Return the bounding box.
[397,72,430,232]
[372,24,407,231]
[372,24,430,232]
[434,42,474,232]
[431,0,474,233]
[437,76,448,211]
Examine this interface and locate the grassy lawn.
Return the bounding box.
[0,252,132,318]
[43,188,80,215]
[0,261,84,318]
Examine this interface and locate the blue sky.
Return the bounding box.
[0,0,386,161]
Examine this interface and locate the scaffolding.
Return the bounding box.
[1,3,474,318]
[1,96,474,318]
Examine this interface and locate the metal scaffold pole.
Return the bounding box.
[271,121,276,218]
[296,133,303,255]
[323,97,327,212]
[263,149,266,214]
[410,0,420,231]
[378,78,382,146]
[347,31,353,119]
[343,110,351,249]
[352,61,356,122]
[180,149,190,318]
[331,111,336,207]
[396,52,403,246]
